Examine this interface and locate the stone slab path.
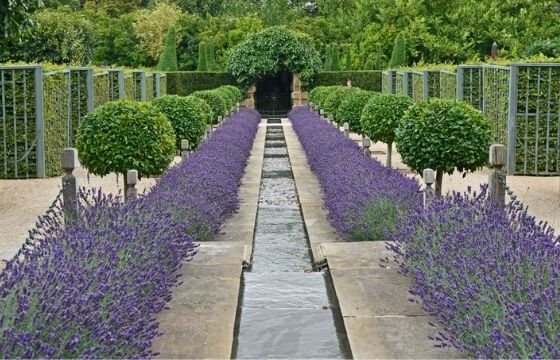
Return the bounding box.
[152,120,266,358]
[322,242,462,359]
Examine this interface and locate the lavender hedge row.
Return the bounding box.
[289,107,559,357]
[0,108,261,358]
[289,106,421,240]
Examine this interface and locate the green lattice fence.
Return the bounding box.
[0,66,41,178]
[512,64,560,175]
[439,70,456,100]
[1,65,166,178]
[482,66,510,147]
[410,71,425,102]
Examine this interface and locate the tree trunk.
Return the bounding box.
[386,141,393,168]
[435,169,444,196]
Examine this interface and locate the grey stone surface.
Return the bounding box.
[322,242,464,359]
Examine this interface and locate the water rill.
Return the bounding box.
[233,118,351,359]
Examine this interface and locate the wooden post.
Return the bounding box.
[126,169,138,201]
[363,136,371,157]
[423,168,435,209]
[343,122,350,137]
[61,148,78,225]
[181,139,190,159]
[489,144,507,205]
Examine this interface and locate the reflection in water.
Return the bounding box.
[233,123,350,359]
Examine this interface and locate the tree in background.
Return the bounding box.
[132,2,182,62]
[206,39,218,71]
[324,44,332,70]
[197,41,208,71]
[2,8,95,64]
[0,0,43,47]
[388,32,406,68]
[373,46,383,70]
[157,26,178,71]
[330,43,340,71]
[344,45,352,70]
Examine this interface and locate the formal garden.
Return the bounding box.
[0,1,559,359]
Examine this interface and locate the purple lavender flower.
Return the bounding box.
[0,108,261,358]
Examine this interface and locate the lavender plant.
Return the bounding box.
[289,106,421,240]
[390,187,559,358]
[0,108,261,358]
[290,106,559,357]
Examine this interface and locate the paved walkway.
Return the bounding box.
[151,120,266,358]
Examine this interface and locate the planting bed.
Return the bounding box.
[289,106,560,358]
[0,108,260,358]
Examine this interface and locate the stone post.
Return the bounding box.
[319,109,325,121]
[343,122,350,137]
[488,144,507,205]
[181,139,190,159]
[61,148,79,225]
[363,136,371,157]
[423,168,435,209]
[126,169,138,201]
[218,115,223,125]
[206,124,212,139]
[236,102,240,112]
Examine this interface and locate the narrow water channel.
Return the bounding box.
[233,119,351,359]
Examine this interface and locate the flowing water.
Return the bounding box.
[233,119,351,359]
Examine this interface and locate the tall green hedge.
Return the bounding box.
[165,72,237,96]
[312,71,382,91]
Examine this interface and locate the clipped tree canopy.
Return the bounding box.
[227,26,322,88]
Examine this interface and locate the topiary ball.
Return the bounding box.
[361,93,413,144]
[219,85,244,103]
[323,86,355,123]
[337,89,378,133]
[76,100,175,178]
[395,98,492,175]
[191,90,228,123]
[152,95,210,151]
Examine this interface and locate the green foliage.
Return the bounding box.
[166,71,236,95]
[152,95,209,150]
[312,71,382,92]
[206,40,218,71]
[330,43,340,71]
[323,86,355,122]
[226,26,322,88]
[309,86,331,108]
[373,47,383,70]
[157,26,178,71]
[0,0,43,45]
[361,94,413,145]
[190,90,227,123]
[395,99,492,175]
[219,85,244,103]
[76,100,175,178]
[337,89,377,133]
[197,41,208,71]
[214,87,236,110]
[344,46,352,71]
[388,32,407,68]
[351,197,402,241]
[323,44,332,71]
[2,8,95,64]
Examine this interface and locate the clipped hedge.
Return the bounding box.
[165,72,237,96]
[152,95,210,151]
[76,100,176,179]
[323,86,356,123]
[219,85,244,103]
[191,90,228,123]
[313,71,382,92]
[337,89,377,134]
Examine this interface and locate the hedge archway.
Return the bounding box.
[227,26,322,88]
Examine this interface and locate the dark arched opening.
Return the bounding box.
[255,71,293,117]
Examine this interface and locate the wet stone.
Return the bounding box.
[235,122,348,359]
